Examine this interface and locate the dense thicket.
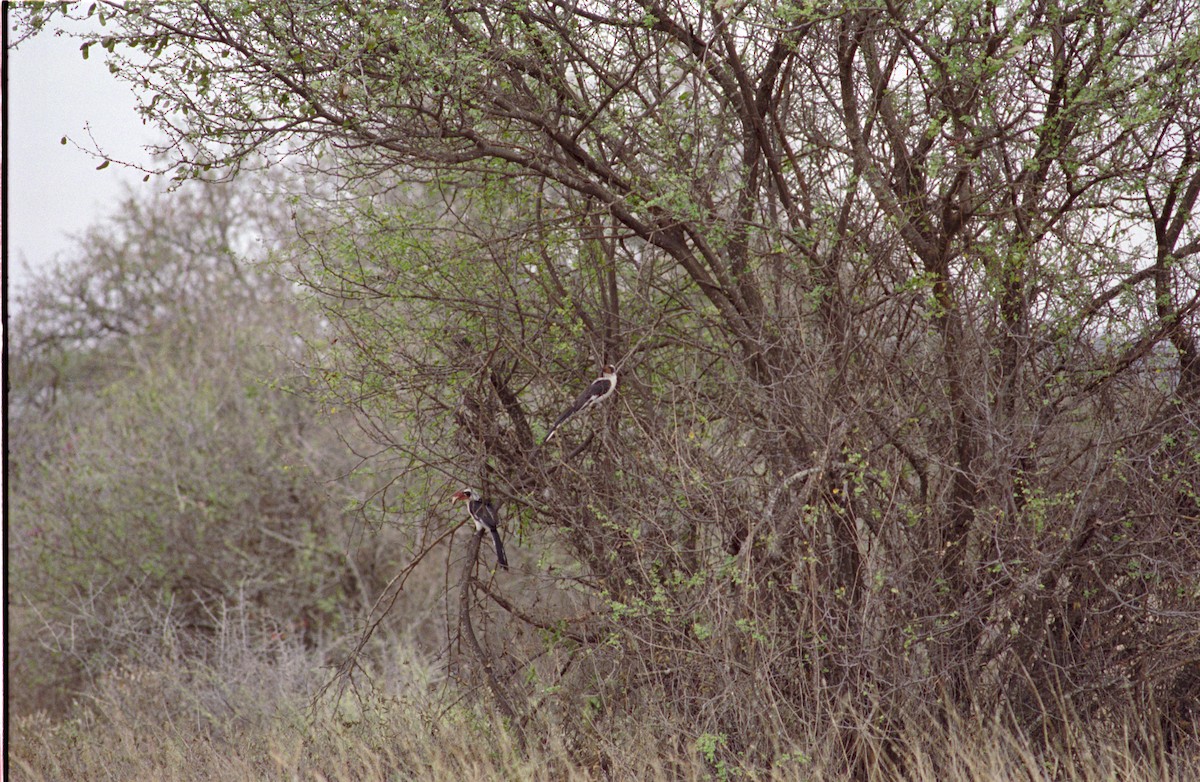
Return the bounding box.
[6,180,389,717]
[15,0,1200,773]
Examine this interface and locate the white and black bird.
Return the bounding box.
[543,364,618,443]
[452,489,508,570]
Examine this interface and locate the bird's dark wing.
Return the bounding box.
[469,499,507,569]
[561,381,600,417]
[545,377,612,441]
[583,376,614,404]
[471,498,501,530]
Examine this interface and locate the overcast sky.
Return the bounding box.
[7,10,161,294]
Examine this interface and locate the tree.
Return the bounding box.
[7,177,382,717]
[17,0,1200,770]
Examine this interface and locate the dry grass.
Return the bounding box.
[9,645,1197,782]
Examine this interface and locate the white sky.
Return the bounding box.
[7,10,161,294]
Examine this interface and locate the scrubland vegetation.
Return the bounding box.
[9,1,1200,778]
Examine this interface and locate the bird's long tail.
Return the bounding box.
[543,406,577,443]
[489,527,509,570]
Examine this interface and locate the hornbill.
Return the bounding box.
[542,364,618,443]
[452,488,508,570]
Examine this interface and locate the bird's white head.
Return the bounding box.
[452,488,479,502]
[601,364,616,376]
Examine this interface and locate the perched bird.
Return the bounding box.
[543,364,618,443]
[452,488,508,570]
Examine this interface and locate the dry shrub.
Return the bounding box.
[9,6,1200,777]
[6,180,381,719]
